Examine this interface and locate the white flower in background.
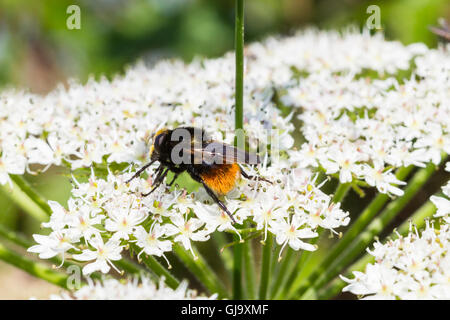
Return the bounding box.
[430,162,450,223]
[164,214,210,258]
[73,235,124,274]
[27,231,78,264]
[271,215,318,260]
[356,163,406,196]
[0,153,26,186]
[16,28,447,283]
[104,205,148,241]
[133,225,172,261]
[48,276,217,300]
[341,221,450,299]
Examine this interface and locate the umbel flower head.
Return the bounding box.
[7,27,446,290]
[341,220,450,300]
[47,276,217,300]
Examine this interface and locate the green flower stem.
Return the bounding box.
[0,223,31,248]
[315,196,439,300]
[173,243,229,298]
[232,234,243,299]
[233,0,245,301]
[315,254,375,300]
[212,232,233,279]
[224,227,257,235]
[115,257,147,276]
[131,244,179,289]
[221,230,262,252]
[397,199,438,235]
[10,175,52,216]
[0,242,69,289]
[332,182,352,203]
[280,182,351,298]
[234,0,244,132]
[270,247,293,298]
[299,162,436,299]
[288,165,413,298]
[0,176,49,222]
[258,233,273,299]
[243,238,256,299]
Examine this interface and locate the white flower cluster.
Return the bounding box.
[5,28,445,283]
[430,162,450,225]
[341,220,450,299]
[49,276,217,300]
[281,37,449,196]
[342,162,450,300]
[28,161,349,275]
[1,28,447,191]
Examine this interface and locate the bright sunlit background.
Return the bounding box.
[0,0,449,299]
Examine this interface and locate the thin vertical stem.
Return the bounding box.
[235,0,244,132]
[243,237,256,299]
[233,235,243,299]
[259,234,273,299]
[130,244,180,290]
[233,0,245,300]
[270,247,293,298]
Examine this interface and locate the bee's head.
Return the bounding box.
[149,128,168,160]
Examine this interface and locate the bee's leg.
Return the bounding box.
[141,168,169,197]
[200,181,237,224]
[239,165,273,184]
[125,160,156,184]
[186,168,237,224]
[167,172,181,187]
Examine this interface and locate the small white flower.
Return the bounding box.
[73,236,124,275]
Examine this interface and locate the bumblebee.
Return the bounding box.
[126,127,271,223]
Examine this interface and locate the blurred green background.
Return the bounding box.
[1,0,449,93]
[0,0,449,298]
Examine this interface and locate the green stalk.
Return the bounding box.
[243,237,256,299]
[332,182,352,203]
[270,247,293,298]
[131,244,179,289]
[10,175,52,216]
[0,176,49,222]
[232,234,243,299]
[115,258,147,276]
[315,254,374,300]
[173,243,229,298]
[258,233,273,299]
[299,163,435,299]
[397,199,437,235]
[234,0,244,132]
[212,232,233,280]
[288,165,413,298]
[0,242,69,289]
[0,224,31,248]
[316,196,439,300]
[233,0,245,300]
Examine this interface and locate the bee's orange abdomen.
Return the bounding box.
[200,163,241,195]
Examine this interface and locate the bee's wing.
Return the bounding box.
[429,22,450,41]
[188,141,260,165]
